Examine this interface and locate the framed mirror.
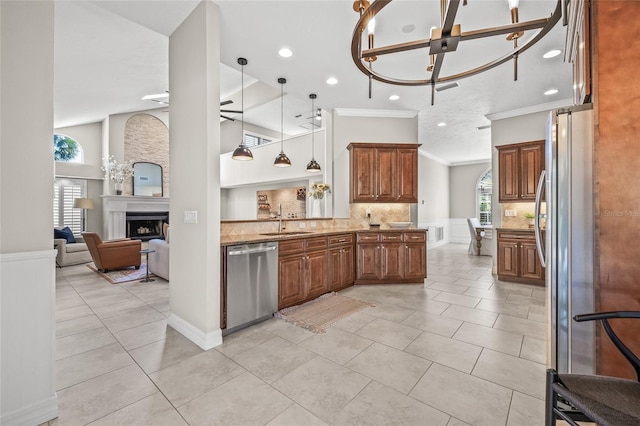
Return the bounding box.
[133,162,163,196]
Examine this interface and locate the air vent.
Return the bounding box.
[435,82,459,92]
[476,124,491,130]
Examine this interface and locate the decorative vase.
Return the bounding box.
[115,182,123,195]
[311,198,322,218]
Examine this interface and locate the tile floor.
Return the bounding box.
[48,243,548,426]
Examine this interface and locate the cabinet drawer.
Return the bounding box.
[381,232,403,241]
[497,230,535,241]
[357,232,380,242]
[329,233,353,246]
[403,232,426,242]
[278,239,305,255]
[305,237,328,251]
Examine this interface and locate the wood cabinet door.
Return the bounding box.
[404,243,426,280]
[497,240,519,278]
[328,248,342,291]
[380,242,404,280]
[375,148,397,202]
[520,241,545,281]
[278,254,306,309]
[357,243,381,281]
[498,146,520,202]
[396,148,418,202]
[520,142,545,201]
[350,147,376,202]
[341,245,355,286]
[306,250,329,299]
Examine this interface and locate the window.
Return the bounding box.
[243,132,272,148]
[53,178,87,235]
[53,133,84,163]
[477,169,492,226]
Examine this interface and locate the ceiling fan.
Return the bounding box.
[220,100,242,121]
[144,92,242,120]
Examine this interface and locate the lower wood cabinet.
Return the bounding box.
[278,234,357,309]
[497,228,544,285]
[355,230,427,285]
[328,234,355,292]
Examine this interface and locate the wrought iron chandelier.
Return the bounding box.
[351,0,562,104]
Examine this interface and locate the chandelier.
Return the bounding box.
[351,0,562,104]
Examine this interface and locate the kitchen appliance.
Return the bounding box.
[535,104,595,374]
[224,242,278,334]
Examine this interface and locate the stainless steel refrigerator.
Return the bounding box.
[534,104,595,374]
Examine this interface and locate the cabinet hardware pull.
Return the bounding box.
[338,239,346,242]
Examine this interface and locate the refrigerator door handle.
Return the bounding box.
[534,170,546,267]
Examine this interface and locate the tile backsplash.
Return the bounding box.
[501,202,537,229]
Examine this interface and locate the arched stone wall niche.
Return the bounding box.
[124,113,169,197]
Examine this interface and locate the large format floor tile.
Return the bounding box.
[272,356,370,422]
[53,243,549,425]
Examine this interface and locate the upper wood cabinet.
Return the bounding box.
[497,140,545,202]
[348,143,419,203]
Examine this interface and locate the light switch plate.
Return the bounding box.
[298,222,306,228]
[504,209,517,217]
[184,210,198,223]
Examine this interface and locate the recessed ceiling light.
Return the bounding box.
[437,122,446,127]
[389,94,400,101]
[402,24,415,34]
[326,77,338,85]
[543,49,561,59]
[544,89,559,96]
[278,48,293,58]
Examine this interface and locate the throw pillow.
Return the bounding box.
[163,223,170,243]
[54,226,76,244]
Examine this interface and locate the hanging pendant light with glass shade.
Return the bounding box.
[231,58,253,161]
[306,93,321,173]
[273,77,291,167]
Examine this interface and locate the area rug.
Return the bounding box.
[275,292,374,333]
[87,263,153,284]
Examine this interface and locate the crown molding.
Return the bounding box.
[334,108,418,118]
[450,158,492,167]
[485,98,573,121]
[418,149,451,166]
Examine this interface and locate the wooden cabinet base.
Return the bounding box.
[496,228,544,286]
[496,274,545,286]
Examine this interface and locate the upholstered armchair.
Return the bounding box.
[81,232,142,272]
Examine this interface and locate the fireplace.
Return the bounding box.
[126,211,168,241]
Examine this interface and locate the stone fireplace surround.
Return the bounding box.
[102,195,170,240]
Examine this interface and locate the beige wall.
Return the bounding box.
[331,113,419,218]
[449,161,491,219]
[168,0,222,348]
[1,0,54,254]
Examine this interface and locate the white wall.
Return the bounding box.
[417,152,451,247]
[220,120,281,154]
[332,113,418,218]
[0,1,58,423]
[449,161,491,218]
[168,0,222,350]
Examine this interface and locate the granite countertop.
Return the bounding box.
[220,226,427,246]
[495,227,536,231]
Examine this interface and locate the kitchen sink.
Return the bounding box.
[260,231,313,236]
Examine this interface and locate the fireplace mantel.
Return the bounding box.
[102,195,170,239]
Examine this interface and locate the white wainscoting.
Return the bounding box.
[449,218,472,244]
[102,195,170,240]
[1,250,58,425]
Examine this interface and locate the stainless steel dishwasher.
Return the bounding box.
[224,242,278,334]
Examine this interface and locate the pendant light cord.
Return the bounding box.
[241,61,245,147]
[311,96,315,160]
[280,81,284,153]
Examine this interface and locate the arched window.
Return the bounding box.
[53,133,83,163]
[477,169,492,225]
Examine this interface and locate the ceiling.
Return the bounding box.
[54,0,572,165]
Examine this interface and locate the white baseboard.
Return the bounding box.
[1,395,58,426]
[168,312,222,350]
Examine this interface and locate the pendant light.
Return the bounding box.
[232,58,253,161]
[273,77,291,167]
[305,93,321,173]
